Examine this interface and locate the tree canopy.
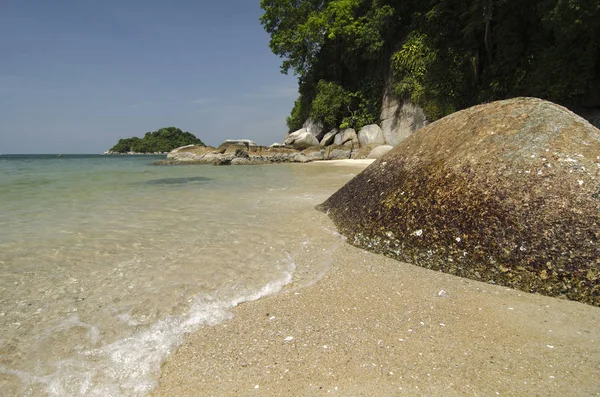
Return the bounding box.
[109,127,204,153]
[261,0,600,130]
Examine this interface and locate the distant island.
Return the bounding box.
[106,127,205,154]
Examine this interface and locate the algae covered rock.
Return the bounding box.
[318,97,600,306]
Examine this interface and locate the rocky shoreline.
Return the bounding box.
[103,151,168,155]
[157,124,398,166]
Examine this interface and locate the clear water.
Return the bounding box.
[0,155,359,396]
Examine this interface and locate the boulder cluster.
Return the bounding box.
[160,122,399,165]
[318,97,600,306]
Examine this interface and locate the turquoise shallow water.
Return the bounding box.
[0,155,358,396]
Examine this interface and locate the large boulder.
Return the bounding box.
[302,146,325,161]
[294,131,320,150]
[284,129,320,150]
[334,128,359,147]
[358,124,385,146]
[324,145,353,160]
[320,129,338,146]
[303,118,325,141]
[283,128,303,145]
[318,97,600,306]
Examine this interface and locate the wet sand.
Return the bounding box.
[152,161,600,397]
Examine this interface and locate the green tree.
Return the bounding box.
[262,0,600,127]
[109,127,205,153]
[262,0,395,130]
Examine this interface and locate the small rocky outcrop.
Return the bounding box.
[158,145,219,163]
[318,97,600,306]
[159,143,308,165]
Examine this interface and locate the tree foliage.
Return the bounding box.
[261,0,600,126]
[109,127,204,153]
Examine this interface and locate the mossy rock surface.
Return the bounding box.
[318,97,600,306]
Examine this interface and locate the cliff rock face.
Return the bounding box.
[380,93,427,146]
[318,97,600,306]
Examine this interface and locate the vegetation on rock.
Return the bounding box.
[261,0,599,129]
[109,127,204,153]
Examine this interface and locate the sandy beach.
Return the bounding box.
[152,160,600,397]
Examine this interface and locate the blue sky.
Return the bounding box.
[0,0,298,153]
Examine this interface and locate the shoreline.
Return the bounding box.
[151,161,600,396]
[310,159,376,167]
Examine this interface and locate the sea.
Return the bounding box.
[0,154,360,396]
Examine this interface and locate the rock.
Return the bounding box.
[243,146,300,164]
[162,144,304,165]
[221,139,257,147]
[358,124,385,147]
[367,145,393,159]
[197,152,222,164]
[217,140,256,153]
[284,119,325,148]
[380,95,427,146]
[292,153,311,163]
[223,144,250,155]
[285,130,320,150]
[303,118,325,141]
[334,128,359,147]
[212,153,236,166]
[230,157,250,165]
[320,129,338,146]
[165,145,220,163]
[231,157,265,165]
[324,145,352,160]
[352,144,382,160]
[283,128,303,146]
[318,97,600,306]
[302,146,325,161]
[169,144,198,153]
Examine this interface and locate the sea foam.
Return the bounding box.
[20,258,296,397]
